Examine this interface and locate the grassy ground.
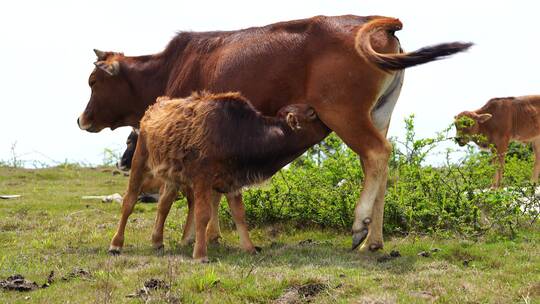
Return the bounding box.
[0,166,539,303]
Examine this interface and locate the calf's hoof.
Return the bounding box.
[254,246,263,253]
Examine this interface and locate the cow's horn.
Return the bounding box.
[93,49,107,60]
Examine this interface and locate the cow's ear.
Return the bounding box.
[94,61,120,76]
[93,49,107,60]
[477,113,492,123]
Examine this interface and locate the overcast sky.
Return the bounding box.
[0,0,538,167]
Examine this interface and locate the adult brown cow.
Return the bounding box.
[78,15,471,251]
[455,95,540,188]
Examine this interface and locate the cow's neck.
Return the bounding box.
[123,55,173,112]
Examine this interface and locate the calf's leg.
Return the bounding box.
[151,182,179,251]
[180,186,222,245]
[192,184,217,262]
[491,142,508,188]
[225,192,257,253]
[205,194,223,243]
[180,186,196,245]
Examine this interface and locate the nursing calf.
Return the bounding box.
[455,95,540,187]
[110,92,329,261]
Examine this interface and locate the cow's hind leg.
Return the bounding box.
[151,182,179,252]
[316,108,391,251]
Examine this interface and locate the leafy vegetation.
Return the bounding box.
[236,115,539,240]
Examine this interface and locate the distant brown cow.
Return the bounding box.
[79,15,471,251]
[455,95,540,187]
[110,92,329,262]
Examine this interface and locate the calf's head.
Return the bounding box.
[277,104,319,130]
[454,111,492,146]
[117,129,139,171]
[78,50,141,132]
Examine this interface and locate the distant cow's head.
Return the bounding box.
[454,111,492,146]
[117,128,139,171]
[77,50,142,132]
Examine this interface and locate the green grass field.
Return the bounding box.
[0,166,539,303]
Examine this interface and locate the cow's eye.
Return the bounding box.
[89,79,96,87]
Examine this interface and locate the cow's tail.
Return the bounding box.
[355,17,473,71]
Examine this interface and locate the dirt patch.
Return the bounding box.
[126,278,170,299]
[0,275,39,292]
[357,294,396,304]
[1,268,90,292]
[418,248,441,258]
[62,268,91,281]
[274,282,327,303]
[410,290,438,303]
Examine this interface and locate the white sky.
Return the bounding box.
[0,0,538,167]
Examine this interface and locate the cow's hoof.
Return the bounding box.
[369,243,383,252]
[254,246,263,253]
[352,229,369,250]
[351,218,371,250]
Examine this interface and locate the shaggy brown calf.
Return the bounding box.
[109,92,329,261]
[455,95,540,187]
[117,128,241,242]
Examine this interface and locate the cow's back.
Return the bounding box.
[164,15,374,115]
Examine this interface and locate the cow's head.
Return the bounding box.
[77,49,141,132]
[454,111,492,146]
[117,128,139,171]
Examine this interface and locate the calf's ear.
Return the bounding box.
[94,61,120,76]
[477,113,492,123]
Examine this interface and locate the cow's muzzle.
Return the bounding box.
[77,115,100,133]
[454,137,467,147]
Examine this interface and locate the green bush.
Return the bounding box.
[218,115,539,238]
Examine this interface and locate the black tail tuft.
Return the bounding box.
[378,42,473,70]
